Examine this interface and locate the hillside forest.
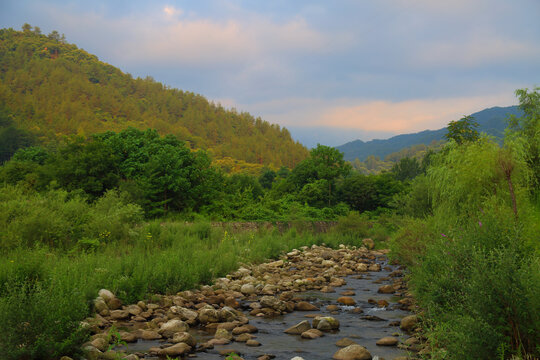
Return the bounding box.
[0,25,539,360]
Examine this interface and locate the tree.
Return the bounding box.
[507,87,540,200]
[391,157,422,181]
[289,144,351,206]
[445,115,479,145]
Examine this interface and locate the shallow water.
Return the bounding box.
[117,257,411,359]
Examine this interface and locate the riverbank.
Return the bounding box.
[80,244,422,360]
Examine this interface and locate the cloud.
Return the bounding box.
[163,5,183,18]
[416,35,540,68]
[63,7,336,68]
[231,92,517,137]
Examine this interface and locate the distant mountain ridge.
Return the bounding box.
[336,106,522,161]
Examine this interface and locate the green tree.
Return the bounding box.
[391,157,421,181]
[507,87,540,201]
[445,115,479,145]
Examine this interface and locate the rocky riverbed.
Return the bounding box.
[79,243,423,360]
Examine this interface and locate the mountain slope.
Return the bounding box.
[337,106,522,161]
[0,27,308,168]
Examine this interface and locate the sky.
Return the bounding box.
[1,0,539,146]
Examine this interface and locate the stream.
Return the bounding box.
[115,256,411,360]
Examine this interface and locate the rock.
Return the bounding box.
[217,322,240,331]
[332,344,372,360]
[232,324,258,335]
[60,357,73,360]
[172,331,196,347]
[219,306,239,322]
[368,263,381,272]
[266,259,284,267]
[107,297,122,310]
[340,290,356,296]
[123,355,139,360]
[98,289,115,303]
[290,357,305,360]
[93,298,109,315]
[225,296,240,308]
[240,284,256,295]
[400,315,418,332]
[109,310,129,320]
[295,301,318,311]
[214,328,233,341]
[260,296,287,312]
[138,330,162,340]
[362,238,375,249]
[159,342,192,356]
[118,331,137,343]
[83,345,102,360]
[102,350,121,360]
[336,338,357,347]
[284,320,311,335]
[246,339,261,347]
[137,301,146,310]
[321,286,335,293]
[377,300,389,307]
[378,285,395,294]
[337,297,356,306]
[198,307,219,324]
[327,305,340,311]
[312,316,340,331]
[126,304,142,316]
[301,329,324,339]
[159,319,189,338]
[170,306,198,322]
[356,263,368,272]
[235,333,255,342]
[376,336,398,346]
[206,337,230,346]
[89,337,108,352]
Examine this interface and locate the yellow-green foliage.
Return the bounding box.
[0,27,308,168]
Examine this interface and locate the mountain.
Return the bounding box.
[0,26,308,168]
[336,106,522,161]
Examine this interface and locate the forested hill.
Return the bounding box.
[337,105,522,161]
[0,26,308,168]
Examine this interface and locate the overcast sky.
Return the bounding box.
[1,0,539,144]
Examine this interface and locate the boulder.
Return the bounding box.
[284,320,311,335]
[400,315,418,332]
[109,310,129,320]
[377,285,395,294]
[232,324,258,335]
[172,332,196,347]
[89,337,108,352]
[219,306,239,322]
[159,319,189,338]
[260,296,287,312]
[170,306,198,322]
[332,344,372,360]
[356,263,368,272]
[295,301,318,311]
[362,238,375,250]
[214,328,233,341]
[198,307,219,324]
[376,336,398,346]
[159,342,192,356]
[301,329,324,339]
[246,339,261,347]
[336,338,357,347]
[138,330,162,340]
[313,316,340,331]
[98,289,115,303]
[240,284,256,295]
[337,297,356,306]
[126,304,142,316]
